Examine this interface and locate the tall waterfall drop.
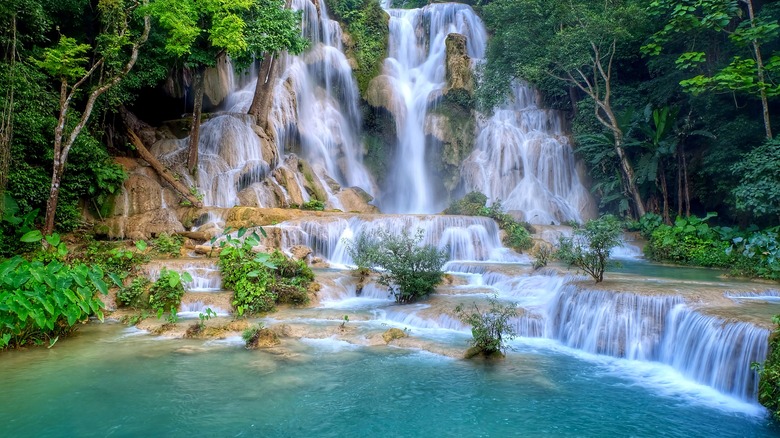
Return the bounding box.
[377,3,593,222]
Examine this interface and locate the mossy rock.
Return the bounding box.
[246,328,281,349]
[382,328,408,343]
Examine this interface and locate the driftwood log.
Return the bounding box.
[125,129,204,208]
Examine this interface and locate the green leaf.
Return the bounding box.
[44,234,61,247]
[135,240,148,251]
[20,230,43,243]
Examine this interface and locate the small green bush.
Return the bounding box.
[300,199,325,211]
[348,228,448,303]
[217,228,313,315]
[148,269,191,322]
[445,193,533,253]
[555,214,623,283]
[117,277,151,308]
[153,233,184,257]
[455,297,518,357]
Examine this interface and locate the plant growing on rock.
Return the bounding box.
[555,214,623,283]
[445,193,533,253]
[148,268,192,322]
[218,227,314,315]
[349,229,448,304]
[455,297,518,358]
[117,277,151,308]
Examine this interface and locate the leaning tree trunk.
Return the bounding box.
[0,16,15,218]
[614,136,646,218]
[187,67,204,176]
[248,54,280,130]
[744,0,772,139]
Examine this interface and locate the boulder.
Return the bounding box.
[444,33,474,95]
[203,57,232,107]
[336,187,379,213]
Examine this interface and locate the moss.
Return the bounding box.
[757,317,780,420]
[325,0,389,96]
[429,94,476,192]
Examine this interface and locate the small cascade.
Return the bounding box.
[461,84,594,224]
[178,301,230,318]
[143,259,222,292]
[380,3,487,213]
[278,215,520,264]
[542,285,769,401]
[270,0,375,199]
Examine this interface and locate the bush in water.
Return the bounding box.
[455,296,518,357]
[148,268,191,322]
[555,214,623,283]
[348,228,448,304]
[445,192,533,253]
[217,228,313,316]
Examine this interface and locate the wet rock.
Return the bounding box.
[289,245,313,261]
[444,33,474,95]
[246,328,281,349]
[336,187,379,213]
[203,57,232,107]
[382,328,408,343]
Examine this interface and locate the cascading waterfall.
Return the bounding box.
[460,83,594,224]
[269,0,375,200]
[277,215,522,263]
[380,3,487,213]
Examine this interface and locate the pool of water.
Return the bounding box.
[1,323,776,437]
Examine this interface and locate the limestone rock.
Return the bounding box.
[203,58,232,107]
[336,187,379,213]
[289,245,313,261]
[245,328,281,349]
[444,33,474,95]
[382,328,408,343]
[366,75,405,124]
[102,208,185,240]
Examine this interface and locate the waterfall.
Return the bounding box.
[269,0,375,200]
[461,83,594,224]
[380,3,487,213]
[277,215,522,264]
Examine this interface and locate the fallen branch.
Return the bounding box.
[126,129,204,208]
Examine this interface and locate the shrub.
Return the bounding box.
[754,315,780,420]
[349,228,448,303]
[0,233,108,349]
[555,214,623,283]
[153,233,184,257]
[117,277,151,308]
[531,244,552,270]
[455,297,518,357]
[148,269,191,322]
[217,228,313,315]
[643,213,737,267]
[300,199,325,211]
[445,193,534,253]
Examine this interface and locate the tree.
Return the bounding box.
[481,0,648,218]
[732,137,780,221]
[454,297,518,358]
[555,214,623,283]
[148,0,306,175]
[349,229,448,303]
[645,0,780,139]
[35,0,150,235]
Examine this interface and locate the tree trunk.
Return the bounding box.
[682,146,691,217]
[43,169,63,235]
[614,136,646,218]
[744,0,773,139]
[248,54,279,129]
[659,159,671,224]
[0,15,15,218]
[126,129,204,208]
[188,67,204,176]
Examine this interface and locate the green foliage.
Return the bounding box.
[445,193,533,253]
[152,232,184,257]
[531,244,552,270]
[217,228,312,315]
[345,231,379,274]
[242,323,264,347]
[555,215,623,283]
[732,138,780,221]
[754,315,780,420]
[348,228,448,303]
[117,277,151,308]
[729,227,780,280]
[148,268,192,322]
[33,35,92,80]
[455,297,518,357]
[644,212,736,267]
[326,0,389,94]
[0,233,107,350]
[300,199,325,211]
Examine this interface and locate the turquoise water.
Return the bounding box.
[1,323,777,437]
